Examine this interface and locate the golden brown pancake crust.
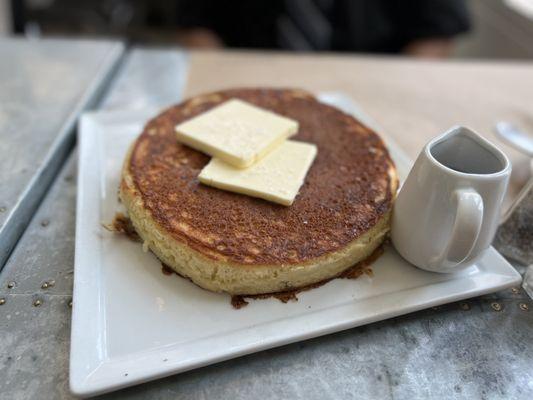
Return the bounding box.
[126,88,395,265]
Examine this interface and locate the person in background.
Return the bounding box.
[173,0,470,58]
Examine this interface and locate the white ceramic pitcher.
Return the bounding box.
[391,126,511,273]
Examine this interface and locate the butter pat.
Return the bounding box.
[199,141,317,206]
[175,99,298,168]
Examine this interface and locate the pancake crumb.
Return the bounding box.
[161,262,195,284]
[273,291,299,303]
[231,296,249,309]
[161,264,176,275]
[104,213,141,242]
[339,245,382,279]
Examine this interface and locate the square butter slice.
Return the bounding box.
[199,141,317,206]
[175,99,298,168]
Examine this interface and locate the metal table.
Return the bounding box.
[0,37,124,269]
[1,46,532,400]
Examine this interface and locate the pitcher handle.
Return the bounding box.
[430,188,484,270]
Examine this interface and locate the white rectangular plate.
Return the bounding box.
[71,93,521,397]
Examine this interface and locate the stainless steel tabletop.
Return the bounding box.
[0,37,124,269]
[0,46,532,400]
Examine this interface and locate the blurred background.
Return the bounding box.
[1,0,533,59]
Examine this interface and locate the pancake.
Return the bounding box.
[120,88,398,295]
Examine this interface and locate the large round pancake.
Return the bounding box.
[120,88,398,295]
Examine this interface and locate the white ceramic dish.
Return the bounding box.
[70,93,521,397]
